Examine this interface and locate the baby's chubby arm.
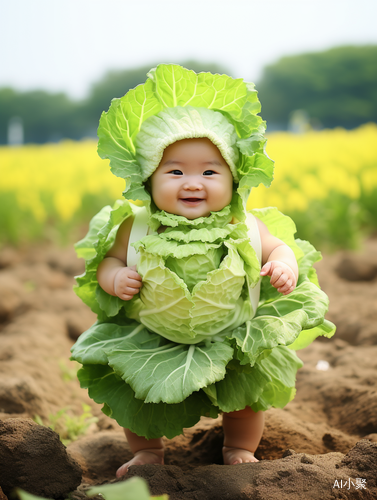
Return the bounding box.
[256,218,298,295]
[97,216,142,301]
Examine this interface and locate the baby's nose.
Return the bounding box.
[183,177,203,190]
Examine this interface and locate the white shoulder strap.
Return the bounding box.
[127,206,150,267]
[245,212,262,315]
[246,212,262,264]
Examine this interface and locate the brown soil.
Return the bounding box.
[0,240,377,499]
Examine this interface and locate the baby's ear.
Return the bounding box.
[143,179,152,194]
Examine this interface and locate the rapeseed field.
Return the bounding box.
[1,124,376,249]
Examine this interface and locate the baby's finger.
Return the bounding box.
[126,277,142,289]
[121,286,140,296]
[260,262,272,276]
[273,273,289,288]
[119,292,135,301]
[281,284,295,295]
[278,279,292,294]
[128,270,142,281]
[270,267,284,286]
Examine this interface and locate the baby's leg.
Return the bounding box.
[222,406,264,465]
[116,428,164,477]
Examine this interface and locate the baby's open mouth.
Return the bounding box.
[181,198,203,202]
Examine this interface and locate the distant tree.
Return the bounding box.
[0,88,17,143]
[0,88,85,144]
[257,45,377,129]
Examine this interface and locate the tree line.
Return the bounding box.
[257,45,377,130]
[0,61,228,145]
[1,46,376,144]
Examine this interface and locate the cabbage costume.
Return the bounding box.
[71,64,335,439]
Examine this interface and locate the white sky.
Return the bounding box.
[2,0,377,100]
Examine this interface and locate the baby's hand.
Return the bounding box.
[113,265,142,300]
[260,261,297,295]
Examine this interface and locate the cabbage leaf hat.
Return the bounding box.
[136,106,240,182]
[97,64,275,210]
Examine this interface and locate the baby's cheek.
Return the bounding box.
[212,184,232,210]
[221,182,233,206]
[153,184,176,209]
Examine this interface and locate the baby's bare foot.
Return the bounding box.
[116,448,164,477]
[222,446,259,465]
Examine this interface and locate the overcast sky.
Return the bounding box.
[2,0,377,100]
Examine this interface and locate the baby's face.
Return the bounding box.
[150,138,233,219]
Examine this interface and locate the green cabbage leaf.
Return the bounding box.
[74,200,134,319]
[204,346,303,413]
[78,364,218,439]
[231,280,330,367]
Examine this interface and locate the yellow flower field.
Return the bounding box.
[1,140,124,223]
[247,123,377,214]
[1,124,377,248]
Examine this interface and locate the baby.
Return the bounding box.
[97,136,298,476]
[71,64,333,480]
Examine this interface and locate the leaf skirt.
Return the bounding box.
[71,304,334,439]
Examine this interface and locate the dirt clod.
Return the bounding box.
[67,431,132,482]
[335,255,377,282]
[0,377,46,416]
[339,440,377,481]
[0,487,8,500]
[0,418,82,498]
[0,275,25,323]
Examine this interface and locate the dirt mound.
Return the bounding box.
[67,431,132,483]
[0,418,82,498]
[127,440,377,499]
[335,254,377,282]
[0,240,377,498]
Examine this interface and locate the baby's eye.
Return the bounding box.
[168,169,183,175]
[203,170,216,176]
